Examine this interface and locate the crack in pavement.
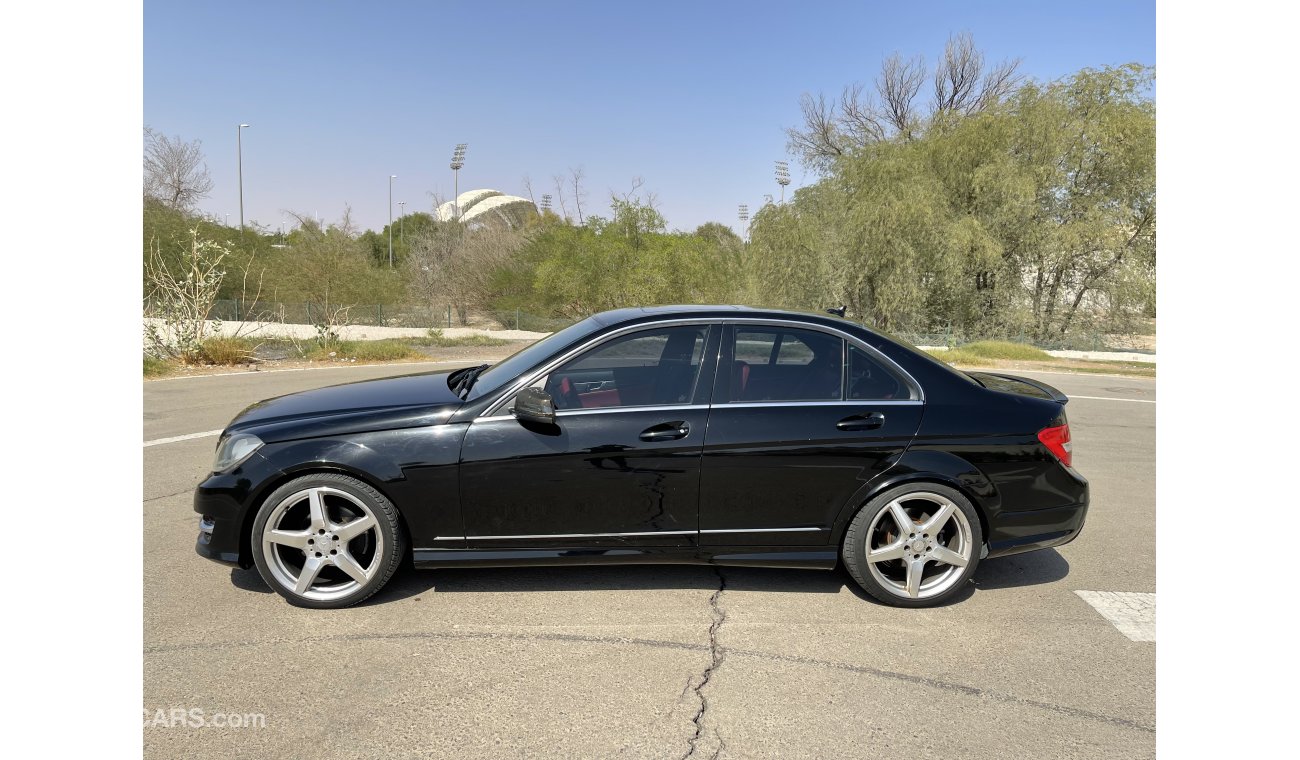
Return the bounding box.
[722,647,1156,734]
[144,622,1154,734]
[144,488,196,504]
[681,567,727,760]
[145,628,711,657]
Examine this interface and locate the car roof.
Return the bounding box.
[590,304,864,331]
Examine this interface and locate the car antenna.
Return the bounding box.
[826,305,846,318]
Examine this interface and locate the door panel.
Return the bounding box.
[460,408,710,546]
[458,323,720,548]
[699,403,924,545]
[699,323,924,546]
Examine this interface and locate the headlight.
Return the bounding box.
[212,433,263,473]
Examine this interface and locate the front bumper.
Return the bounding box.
[193,451,282,569]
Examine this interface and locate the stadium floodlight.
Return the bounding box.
[775,160,791,203]
[450,143,468,219]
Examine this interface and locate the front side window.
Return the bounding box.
[543,325,708,410]
[729,326,843,401]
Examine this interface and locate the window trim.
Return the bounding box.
[479,319,719,418]
[477,316,924,419]
[718,319,924,404]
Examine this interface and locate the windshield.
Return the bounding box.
[466,316,605,400]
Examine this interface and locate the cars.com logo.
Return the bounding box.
[144,708,266,729]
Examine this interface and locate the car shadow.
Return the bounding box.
[969,548,1071,590]
[359,548,1070,606]
[230,567,273,594]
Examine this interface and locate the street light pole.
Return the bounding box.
[450,143,467,219]
[237,124,250,229]
[388,175,397,267]
[397,201,406,242]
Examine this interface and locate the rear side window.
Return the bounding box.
[847,345,907,400]
[729,327,843,401]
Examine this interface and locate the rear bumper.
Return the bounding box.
[986,498,1089,558]
[986,468,1089,558]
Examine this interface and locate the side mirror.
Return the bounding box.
[513,386,557,424]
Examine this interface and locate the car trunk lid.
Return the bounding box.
[965,371,1068,404]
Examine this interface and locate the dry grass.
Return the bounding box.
[306,339,423,362]
[950,341,1052,361]
[925,347,1155,378]
[199,336,259,365]
[413,329,511,348]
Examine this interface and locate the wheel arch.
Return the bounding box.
[830,451,998,552]
[238,462,414,570]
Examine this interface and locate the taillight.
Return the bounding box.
[1038,423,1073,467]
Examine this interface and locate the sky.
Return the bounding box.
[144,1,1154,235]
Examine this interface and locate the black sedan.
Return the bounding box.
[194,306,1087,608]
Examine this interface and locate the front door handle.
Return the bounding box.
[836,412,886,431]
[640,421,690,442]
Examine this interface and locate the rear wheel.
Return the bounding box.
[842,483,982,607]
[251,473,404,609]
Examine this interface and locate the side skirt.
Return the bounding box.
[412,545,838,570]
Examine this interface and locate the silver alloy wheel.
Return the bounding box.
[864,491,973,600]
[260,486,385,602]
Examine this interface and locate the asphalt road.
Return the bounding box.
[143,362,1155,759]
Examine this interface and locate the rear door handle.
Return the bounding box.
[836,412,885,431]
[640,421,690,442]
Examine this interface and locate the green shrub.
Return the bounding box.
[143,355,174,377]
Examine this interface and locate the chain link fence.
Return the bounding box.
[147,299,1150,352]
[178,300,581,333]
[891,326,1114,352]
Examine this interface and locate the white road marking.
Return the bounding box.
[143,429,223,447]
[1075,590,1155,642]
[1069,395,1155,404]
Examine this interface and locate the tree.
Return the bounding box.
[504,193,740,318]
[143,127,214,210]
[570,166,587,224]
[406,220,527,326]
[269,208,405,330]
[757,64,1155,341]
[143,228,229,362]
[786,33,1021,173]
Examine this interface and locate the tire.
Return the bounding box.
[842,483,983,608]
[251,473,404,609]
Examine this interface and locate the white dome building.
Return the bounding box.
[436,189,538,230]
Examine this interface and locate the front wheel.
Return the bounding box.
[251,473,404,608]
[842,483,982,607]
